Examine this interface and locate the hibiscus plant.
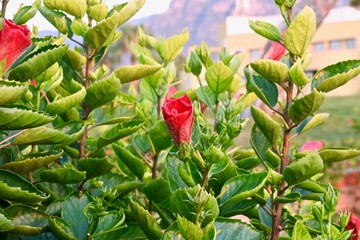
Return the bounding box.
[0,0,360,239]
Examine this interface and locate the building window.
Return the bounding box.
[313,42,324,52]
[329,40,342,50]
[346,38,356,49]
[249,49,261,59]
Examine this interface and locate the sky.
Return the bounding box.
[6,0,172,31]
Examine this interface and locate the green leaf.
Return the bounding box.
[144,178,171,203]
[249,20,281,42]
[149,120,172,152]
[284,6,316,57]
[319,148,360,163]
[62,193,91,240]
[289,59,309,87]
[251,106,282,145]
[40,168,86,184]
[38,64,64,92]
[12,126,74,145]
[289,89,325,124]
[274,192,301,203]
[35,62,61,83]
[245,67,278,107]
[0,212,14,232]
[77,157,115,179]
[114,64,162,84]
[166,154,189,192]
[176,215,204,240]
[0,170,48,205]
[0,80,28,105]
[0,107,54,130]
[43,0,87,18]
[159,29,189,63]
[13,0,41,25]
[93,103,136,125]
[64,49,86,71]
[220,171,268,207]
[297,113,329,134]
[92,211,126,239]
[112,181,143,197]
[4,205,48,235]
[215,218,264,240]
[292,221,312,240]
[0,150,63,174]
[97,118,144,148]
[196,86,216,110]
[88,4,108,22]
[205,61,233,95]
[9,45,69,82]
[48,216,77,240]
[295,180,326,193]
[117,0,146,26]
[46,80,86,115]
[283,152,323,186]
[251,59,288,83]
[311,60,360,92]
[85,12,121,49]
[113,144,146,180]
[129,199,163,240]
[171,186,219,228]
[250,125,271,165]
[39,6,73,35]
[84,73,120,110]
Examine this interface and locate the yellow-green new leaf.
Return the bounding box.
[205,61,234,95]
[284,6,316,57]
[40,168,86,184]
[64,49,86,71]
[117,0,146,26]
[13,0,41,24]
[43,0,87,18]
[251,106,282,145]
[12,126,74,145]
[159,29,189,63]
[319,148,360,163]
[114,64,162,83]
[0,80,28,106]
[249,20,281,42]
[0,212,14,232]
[292,221,312,240]
[251,59,288,83]
[289,58,309,87]
[298,113,329,134]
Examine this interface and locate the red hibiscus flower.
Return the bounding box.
[263,33,286,61]
[162,94,194,145]
[0,19,31,70]
[165,86,178,100]
[299,141,325,152]
[346,214,360,240]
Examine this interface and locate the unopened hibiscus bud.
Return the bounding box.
[346,213,360,240]
[263,33,286,61]
[299,141,325,152]
[187,51,202,76]
[162,94,194,146]
[312,204,324,222]
[0,19,31,71]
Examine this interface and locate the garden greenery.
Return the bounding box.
[0,0,360,239]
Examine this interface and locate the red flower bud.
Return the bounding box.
[0,19,31,70]
[299,141,325,152]
[263,32,286,61]
[346,214,360,240]
[165,86,178,100]
[162,94,194,145]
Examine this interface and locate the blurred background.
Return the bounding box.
[8,0,360,214]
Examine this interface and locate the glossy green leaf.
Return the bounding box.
[92,211,126,239]
[13,0,41,24]
[63,193,91,240]
[292,221,312,240]
[295,180,326,193]
[0,212,14,232]
[284,6,316,57]
[64,49,86,71]
[250,59,288,83]
[43,0,87,18]
[144,178,171,203]
[311,60,360,92]
[114,64,162,84]
[12,126,73,145]
[84,73,120,110]
[0,150,63,174]
[166,154,189,192]
[149,120,172,152]
[249,20,281,42]
[93,103,136,125]
[117,0,146,26]
[283,152,323,186]
[196,86,216,110]
[97,118,144,148]
[176,215,204,240]
[205,61,233,95]
[289,59,309,87]
[171,186,219,228]
[0,80,28,105]
[48,216,76,240]
[77,157,115,179]
[0,170,48,205]
[112,181,143,197]
[9,45,69,82]
[0,107,54,130]
[84,12,121,49]
[220,171,268,207]
[129,199,163,240]
[39,6,73,35]
[88,4,108,22]
[215,218,264,240]
[46,80,86,115]
[297,113,329,134]
[40,168,86,184]
[289,89,325,124]
[251,106,282,145]
[112,144,146,180]
[250,125,271,165]
[159,29,189,63]
[245,67,278,107]
[4,205,48,235]
[35,62,60,83]
[274,192,301,203]
[319,148,360,163]
[39,65,63,92]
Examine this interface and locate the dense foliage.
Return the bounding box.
[0,0,360,239]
